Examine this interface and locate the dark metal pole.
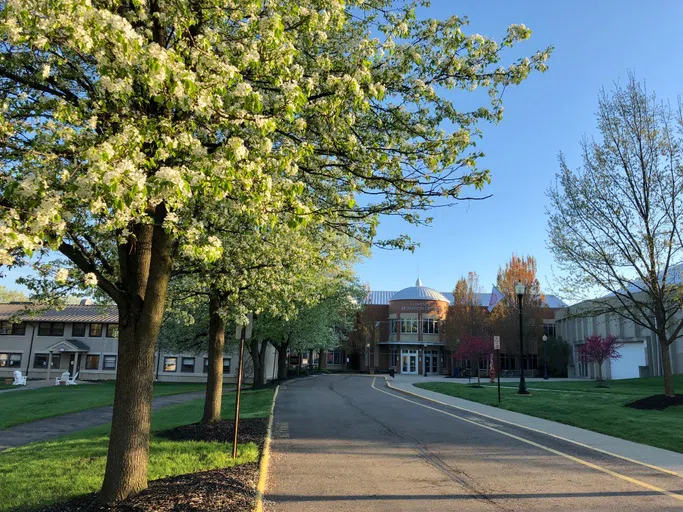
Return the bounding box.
[543,337,549,380]
[517,293,528,394]
[232,325,246,458]
[25,322,37,378]
[496,348,501,403]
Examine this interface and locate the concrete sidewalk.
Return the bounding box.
[387,375,683,476]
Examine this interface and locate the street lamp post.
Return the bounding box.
[515,281,529,394]
[423,342,428,377]
[542,334,549,380]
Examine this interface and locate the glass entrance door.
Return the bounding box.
[401,350,418,374]
[428,355,438,374]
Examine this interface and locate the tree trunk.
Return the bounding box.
[596,360,603,384]
[100,217,173,503]
[660,335,675,397]
[202,293,225,424]
[277,343,289,380]
[318,351,324,373]
[250,338,267,389]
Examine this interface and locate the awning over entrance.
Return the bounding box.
[45,338,91,353]
[43,339,91,382]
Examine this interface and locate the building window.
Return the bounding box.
[202,357,230,373]
[422,318,439,334]
[499,354,516,370]
[38,322,64,336]
[389,319,397,334]
[106,324,119,338]
[163,357,177,372]
[85,354,100,370]
[33,353,60,369]
[102,355,117,370]
[400,318,418,334]
[0,321,26,335]
[89,323,103,337]
[181,357,195,373]
[71,323,86,337]
[327,350,343,365]
[543,323,556,338]
[0,353,21,368]
[523,354,538,370]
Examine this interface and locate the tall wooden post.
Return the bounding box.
[232,324,246,459]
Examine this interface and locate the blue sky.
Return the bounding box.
[356,0,683,295]
[2,1,682,300]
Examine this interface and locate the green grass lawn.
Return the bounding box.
[0,381,211,429]
[0,382,15,390]
[487,374,683,395]
[417,376,683,454]
[0,388,274,512]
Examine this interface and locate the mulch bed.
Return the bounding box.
[34,463,259,512]
[156,417,268,446]
[625,394,683,410]
[32,419,269,512]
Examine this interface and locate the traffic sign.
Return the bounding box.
[493,336,500,350]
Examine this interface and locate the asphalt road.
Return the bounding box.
[266,375,683,512]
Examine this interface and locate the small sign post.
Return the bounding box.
[493,336,501,403]
[232,313,252,458]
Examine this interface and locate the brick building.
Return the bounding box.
[339,279,566,376]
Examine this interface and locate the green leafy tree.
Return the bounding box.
[0,0,550,501]
[0,285,27,303]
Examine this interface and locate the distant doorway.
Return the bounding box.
[401,350,417,374]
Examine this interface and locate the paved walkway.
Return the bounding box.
[0,389,231,452]
[388,375,683,475]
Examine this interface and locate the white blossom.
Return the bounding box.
[84,272,98,287]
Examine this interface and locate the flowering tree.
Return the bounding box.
[0,0,550,502]
[577,335,623,385]
[455,335,493,386]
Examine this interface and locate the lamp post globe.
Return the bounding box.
[542,334,549,380]
[515,281,529,394]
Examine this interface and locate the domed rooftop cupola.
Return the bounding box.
[389,278,450,303]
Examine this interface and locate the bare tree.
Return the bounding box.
[547,75,683,397]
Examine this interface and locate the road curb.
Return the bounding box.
[382,378,683,478]
[254,384,279,512]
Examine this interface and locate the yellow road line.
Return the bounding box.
[384,378,683,479]
[254,385,279,512]
[372,378,683,503]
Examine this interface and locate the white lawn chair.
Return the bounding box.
[65,372,79,385]
[55,371,70,386]
[12,370,26,386]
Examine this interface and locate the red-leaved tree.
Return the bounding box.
[455,335,494,386]
[577,335,623,384]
